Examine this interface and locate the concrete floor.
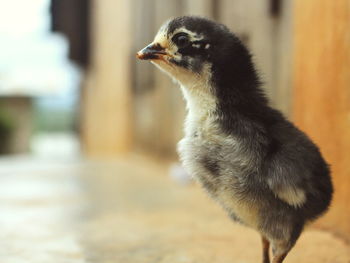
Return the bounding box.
[0,155,349,263]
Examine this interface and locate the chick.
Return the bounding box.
[137,16,333,263]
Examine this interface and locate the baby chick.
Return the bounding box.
[137,16,333,263]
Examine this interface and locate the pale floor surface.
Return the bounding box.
[0,155,349,263]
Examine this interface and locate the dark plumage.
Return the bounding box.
[137,16,333,263]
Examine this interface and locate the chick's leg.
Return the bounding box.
[271,240,290,263]
[261,236,270,263]
[271,222,303,263]
[272,254,287,263]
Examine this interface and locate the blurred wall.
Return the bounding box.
[293,0,350,240]
[82,0,132,156]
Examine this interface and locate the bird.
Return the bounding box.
[137,16,333,263]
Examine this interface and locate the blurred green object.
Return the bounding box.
[33,107,76,133]
[0,104,15,154]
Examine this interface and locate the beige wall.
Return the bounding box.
[82,0,133,156]
[293,0,350,240]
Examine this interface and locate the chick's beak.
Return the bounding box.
[137,43,167,60]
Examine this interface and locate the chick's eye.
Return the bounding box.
[173,33,190,48]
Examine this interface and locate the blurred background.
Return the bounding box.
[0,0,349,262]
